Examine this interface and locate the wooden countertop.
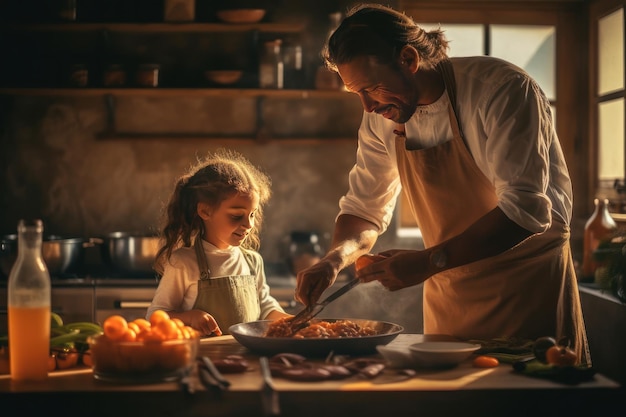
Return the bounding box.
[0,335,621,417]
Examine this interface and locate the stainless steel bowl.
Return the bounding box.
[100,232,161,276]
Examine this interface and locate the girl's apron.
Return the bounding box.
[192,238,261,334]
[394,60,590,364]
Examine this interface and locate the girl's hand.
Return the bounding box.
[188,309,222,337]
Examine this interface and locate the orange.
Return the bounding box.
[355,254,386,271]
[103,315,129,341]
[155,318,179,340]
[131,318,151,332]
[149,310,170,327]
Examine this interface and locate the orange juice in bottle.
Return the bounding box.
[7,219,51,381]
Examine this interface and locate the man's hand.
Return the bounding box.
[356,249,431,291]
[295,259,339,306]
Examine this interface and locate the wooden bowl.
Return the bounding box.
[216,9,266,24]
[204,70,243,85]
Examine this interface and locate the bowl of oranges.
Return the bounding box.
[88,310,199,383]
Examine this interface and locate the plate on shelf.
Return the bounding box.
[216,9,266,24]
[204,70,243,86]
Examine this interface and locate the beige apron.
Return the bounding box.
[192,238,261,335]
[394,60,590,364]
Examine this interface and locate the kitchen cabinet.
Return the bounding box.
[0,282,94,334]
[579,284,626,385]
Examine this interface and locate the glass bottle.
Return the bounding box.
[8,219,51,381]
[259,39,284,89]
[283,42,304,89]
[581,198,618,281]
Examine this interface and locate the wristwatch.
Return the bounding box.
[429,248,448,270]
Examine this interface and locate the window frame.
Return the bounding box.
[589,0,626,208]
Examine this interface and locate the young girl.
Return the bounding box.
[146,149,290,336]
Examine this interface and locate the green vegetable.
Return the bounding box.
[1,319,103,349]
[51,312,64,328]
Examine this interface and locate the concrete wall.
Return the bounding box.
[0,94,423,265]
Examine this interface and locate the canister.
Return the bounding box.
[103,64,127,87]
[136,64,160,87]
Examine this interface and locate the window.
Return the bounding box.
[596,8,625,185]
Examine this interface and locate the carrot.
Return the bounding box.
[473,355,499,368]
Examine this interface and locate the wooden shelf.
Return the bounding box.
[0,88,353,99]
[1,22,305,33]
[96,132,356,142]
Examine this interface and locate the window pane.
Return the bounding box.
[598,8,624,95]
[490,25,556,100]
[417,23,484,57]
[598,98,625,180]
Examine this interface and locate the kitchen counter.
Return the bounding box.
[0,334,621,417]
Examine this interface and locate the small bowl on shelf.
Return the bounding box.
[216,9,266,24]
[204,70,244,86]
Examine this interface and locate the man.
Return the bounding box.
[295,4,590,364]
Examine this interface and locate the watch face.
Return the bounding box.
[431,250,447,269]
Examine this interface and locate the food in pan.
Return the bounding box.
[264,317,378,338]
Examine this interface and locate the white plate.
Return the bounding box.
[408,341,481,368]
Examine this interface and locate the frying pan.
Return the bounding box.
[229,319,404,357]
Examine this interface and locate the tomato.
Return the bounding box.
[48,353,57,372]
[355,254,386,271]
[545,345,577,367]
[54,348,80,370]
[103,315,128,341]
[81,350,93,367]
[473,355,499,368]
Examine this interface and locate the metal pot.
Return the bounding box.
[0,234,96,278]
[100,232,161,276]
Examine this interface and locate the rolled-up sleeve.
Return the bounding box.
[479,74,563,233]
[338,113,402,234]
